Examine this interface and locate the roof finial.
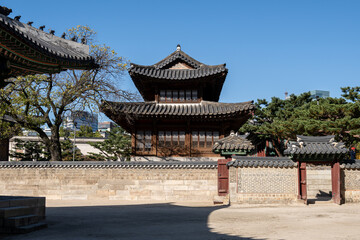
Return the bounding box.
[176,44,181,51]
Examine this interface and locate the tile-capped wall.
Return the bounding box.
[0,162,218,202]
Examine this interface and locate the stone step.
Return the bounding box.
[0,206,33,218]
[4,214,39,228]
[12,222,47,234]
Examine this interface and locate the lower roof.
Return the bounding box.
[101,100,254,120]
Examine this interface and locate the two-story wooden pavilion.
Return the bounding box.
[102,45,254,158]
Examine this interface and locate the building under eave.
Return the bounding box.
[101,45,255,159]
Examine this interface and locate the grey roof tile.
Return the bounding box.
[0,13,95,65]
[284,135,348,158]
[101,101,254,120]
[212,132,255,152]
[342,160,360,169]
[227,156,297,168]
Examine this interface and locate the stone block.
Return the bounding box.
[61,195,87,200]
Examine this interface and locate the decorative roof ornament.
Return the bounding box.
[176,44,181,51]
[0,6,12,16]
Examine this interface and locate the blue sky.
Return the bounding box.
[4,0,360,104]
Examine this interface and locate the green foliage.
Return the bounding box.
[89,127,131,161]
[77,126,102,138]
[240,90,360,152]
[10,139,50,161]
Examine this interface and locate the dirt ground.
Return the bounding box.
[2,200,360,240]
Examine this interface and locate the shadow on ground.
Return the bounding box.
[2,203,264,240]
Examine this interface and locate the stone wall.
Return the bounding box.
[228,157,298,204]
[0,162,217,202]
[342,169,360,203]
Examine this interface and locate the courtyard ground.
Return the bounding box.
[2,200,360,240]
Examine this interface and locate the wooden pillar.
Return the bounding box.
[298,161,307,203]
[187,120,191,157]
[331,161,341,205]
[0,138,9,161]
[131,132,136,156]
[152,120,157,156]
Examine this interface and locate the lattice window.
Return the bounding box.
[136,130,152,152]
[158,131,186,147]
[191,131,219,149]
[159,90,198,102]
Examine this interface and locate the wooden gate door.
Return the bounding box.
[298,162,307,203]
[218,159,231,196]
[331,161,341,205]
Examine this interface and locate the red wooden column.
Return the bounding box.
[218,159,231,196]
[298,161,307,203]
[331,161,341,205]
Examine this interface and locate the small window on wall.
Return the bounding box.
[158,89,199,102]
[136,130,152,152]
[179,90,185,102]
[160,90,166,102]
[191,131,219,149]
[158,131,165,147]
[186,90,192,101]
[192,90,198,101]
[179,131,185,146]
[165,131,172,147]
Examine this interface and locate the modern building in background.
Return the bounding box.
[64,111,98,132]
[98,121,117,138]
[310,90,330,99]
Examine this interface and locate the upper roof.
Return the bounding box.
[0,6,97,83]
[284,135,349,160]
[212,131,255,153]
[128,45,228,102]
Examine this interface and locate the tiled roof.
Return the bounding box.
[0,12,96,65]
[154,47,204,69]
[129,63,227,80]
[284,135,348,159]
[128,46,228,102]
[227,156,297,168]
[342,160,360,169]
[0,161,218,169]
[101,101,255,119]
[212,132,255,152]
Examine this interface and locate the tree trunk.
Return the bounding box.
[49,127,62,161]
[49,141,62,161]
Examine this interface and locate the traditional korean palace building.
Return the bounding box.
[101,45,255,159]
